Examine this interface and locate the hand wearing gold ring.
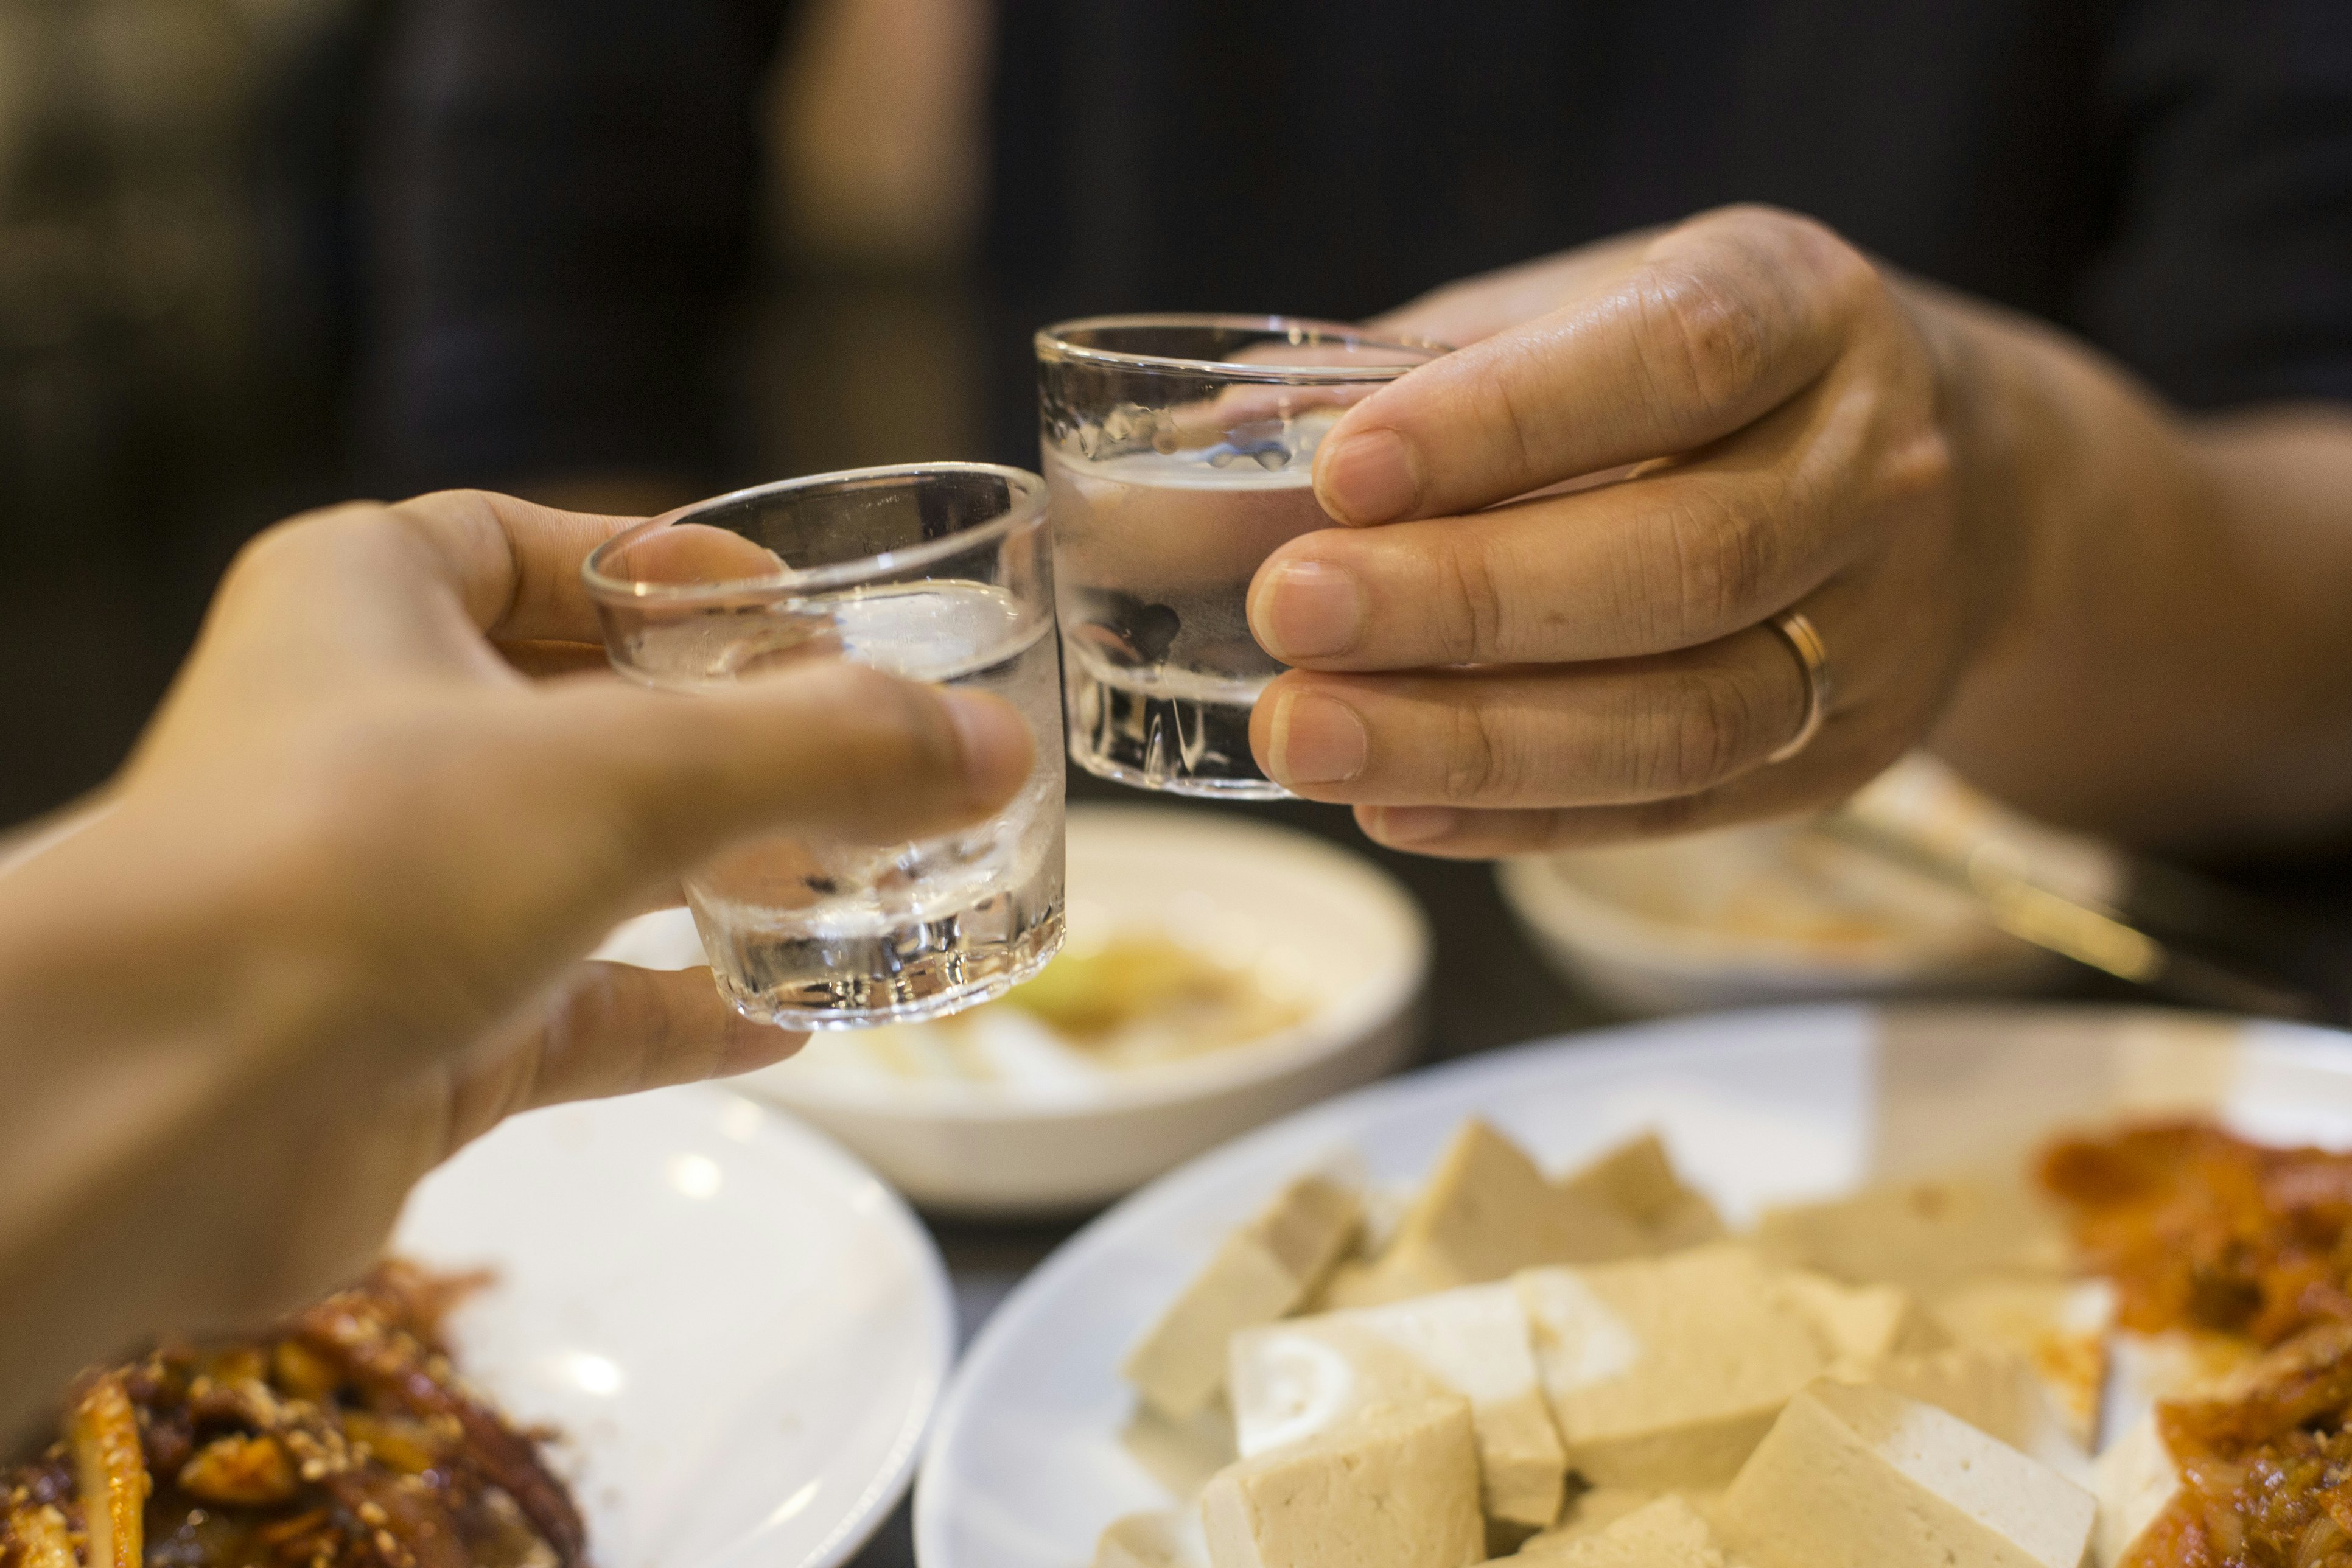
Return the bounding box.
[1244,205,1998,858]
[1765,611,1832,766]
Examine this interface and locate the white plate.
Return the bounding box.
[391,1084,954,1568]
[915,1003,2352,1568]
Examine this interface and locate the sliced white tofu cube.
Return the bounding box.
[1515,1494,1736,1566]
[1556,1133,1726,1253]
[1768,1269,1956,1382]
[1716,1381,2096,1568]
[1321,1122,1651,1310]
[1200,1396,1484,1568]
[1230,1282,1565,1529]
[1124,1175,1363,1420]
[1516,1489,1661,1556]
[1120,1399,1239,1503]
[1517,1245,1827,1488]
[1772,1270,1951,1376]
[1844,1342,2047,1451]
[1095,1510,1209,1568]
[1755,1169,2068,1296]
[1930,1275,2113,1449]
[1841,1341,2091,1488]
[2091,1414,2179,1568]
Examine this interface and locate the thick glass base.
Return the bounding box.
[1065,655,1294,800]
[716,904,1065,1030]
[1071,748,1295,801]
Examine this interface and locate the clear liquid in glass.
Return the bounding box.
[619,581,1066,1028]
[1046,411,1338,798]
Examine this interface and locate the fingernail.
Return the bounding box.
[1317,428,1421,525]
[1267,691,1369,786]
[942,691,1034,802]
[1251,560,1364,661]
[1373,806,1458,844]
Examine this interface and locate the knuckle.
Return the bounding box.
[1796,222,1883,308]
[1880,422,1958,509]
[1432,539,1513,660]
[545,701,728,873]
[217,527,297,603]
[1642,666,1771,795]
[389,487,508,548]
[1819,240,1886,319]
[1656,485,1776,640]
[1637,264,1774,416]
[810,662,953,774]
[390,489,520,612]
[1654,207,1881,385]
[1712,204,1877,303]
[1480,341,1551,479]
[601,733,719,863]
[1440,701,1521,802]
[220,504,374,592]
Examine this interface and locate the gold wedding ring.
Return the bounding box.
[1766,610,1832,764]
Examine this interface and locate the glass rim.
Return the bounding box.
[581,461,1049,603]
[1034,313,1451,382]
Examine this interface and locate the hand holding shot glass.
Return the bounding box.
[584,464,1066,1030]
[1036,316,1447,798]
[583,321,1448,1029]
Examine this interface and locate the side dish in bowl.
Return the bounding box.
[1496,754,2087,1014]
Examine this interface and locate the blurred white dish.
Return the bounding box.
[392,1085,953,1568]
[915,1003,2352,1568]
[1498,755,2074,1014]
[599,805,1429,1214]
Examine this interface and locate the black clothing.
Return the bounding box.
[357,0,2352,492]
[359,0,786,490]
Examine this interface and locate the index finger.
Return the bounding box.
[1313,206,1874,527]
[389,489,646,644]
[1367,227,1661,348]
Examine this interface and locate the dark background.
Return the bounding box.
[2,4,2346,1563]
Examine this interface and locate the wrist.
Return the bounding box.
[0,798,380,1423]
[1897,284,2057,674]
[0,788,360,1102]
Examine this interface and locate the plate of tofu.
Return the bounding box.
[915,1002,2352,1568]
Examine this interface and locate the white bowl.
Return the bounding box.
[599,805,1429,1214]
[1497,817,2058,1016]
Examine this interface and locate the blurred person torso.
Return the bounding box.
[354,0,2350,492]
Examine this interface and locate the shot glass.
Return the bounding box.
[1035,315,1447,798]
[584,464,1066,1029]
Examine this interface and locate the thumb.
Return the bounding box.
[355,656,1038,1035]
[545,659,1037,879]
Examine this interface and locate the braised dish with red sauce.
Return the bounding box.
[2045,1123,2352,1567]
[1,1262,582,1568]
[2042,1121,2352,1347]
[2119,1320,2352,1567]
